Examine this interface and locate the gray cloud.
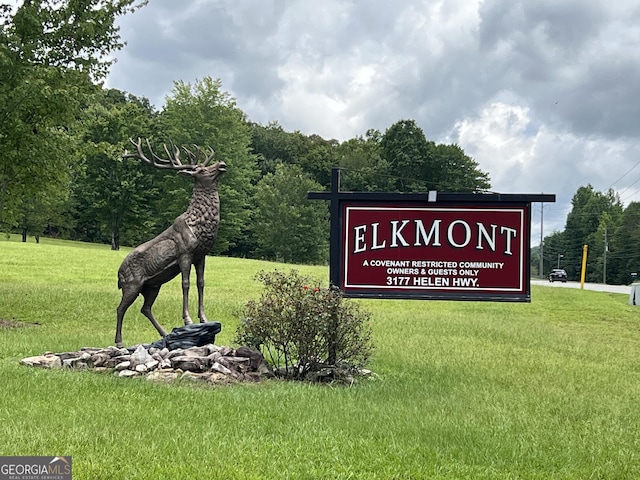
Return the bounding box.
[476,0,640,139]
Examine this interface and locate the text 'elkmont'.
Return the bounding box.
[352,219,518,255]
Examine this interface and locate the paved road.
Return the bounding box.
[531,278,631,295]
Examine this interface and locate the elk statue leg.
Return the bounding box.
[115,286,140,348]
[194,257,209,323]
[180,257,194,325]
[140,284,168,338]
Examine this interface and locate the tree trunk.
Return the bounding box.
[327,307,339,365]
[0,179,7,225]
[111,229,120,250]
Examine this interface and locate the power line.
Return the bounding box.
[618,175,640,198]
[607,157,640,189]
[621,186,640,203]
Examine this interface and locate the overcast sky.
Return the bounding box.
[105,0,640,241]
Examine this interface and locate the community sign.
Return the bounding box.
[309,169,556,302]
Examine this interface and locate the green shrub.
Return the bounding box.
[235,269,374,381]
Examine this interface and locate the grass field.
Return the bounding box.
[1,236,640,479]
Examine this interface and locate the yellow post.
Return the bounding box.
[580,244,588,289]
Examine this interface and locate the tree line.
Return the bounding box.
[4,78,491,264]
[532,185,640,285]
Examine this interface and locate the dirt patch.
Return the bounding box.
[0,318,40,329]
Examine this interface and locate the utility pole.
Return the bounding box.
[603,226,608,284]
[539,202,544,278]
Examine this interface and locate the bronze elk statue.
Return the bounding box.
[115,138,226,347]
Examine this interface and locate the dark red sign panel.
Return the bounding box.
[341,204,529,300]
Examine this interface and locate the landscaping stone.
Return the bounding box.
[135,364,148,373]
[20,344,273,385]
[170,355,206,372]
[89,352,111,367]
[114,361,131,371]
[20,354,61,369]
[130,345,153,367]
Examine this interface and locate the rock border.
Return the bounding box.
[21,344,273,385]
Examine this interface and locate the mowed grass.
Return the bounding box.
[1,236,640,479]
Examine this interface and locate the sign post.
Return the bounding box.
[309,168,555,302]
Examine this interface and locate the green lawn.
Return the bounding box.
[1,236,640,479]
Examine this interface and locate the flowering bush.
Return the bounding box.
[235,270,374,381]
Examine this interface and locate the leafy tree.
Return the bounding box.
[562,186,622,280]
[336,129,395,192]
[160,76,258,255]
[609,203,640,285]
[0,64,81,231]
[70,89,157,249]
[16,175,73,241]
[296,134,339,188]
[380,119,437,191]
[530,244,542,278]
[584,211,619,283]
[541,230,567,275]
[251,164,329,264]
[0,0,147,228]
[380,119,490,193]
[250,122,338,188]
[7,125,80,240]
[432,143,490,192]
[250,121,306,177]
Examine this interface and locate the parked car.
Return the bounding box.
[549,269,567,283]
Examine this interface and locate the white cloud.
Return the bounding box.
[448,97,640,238]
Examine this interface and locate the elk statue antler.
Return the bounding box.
[123,137,216,170]
[115,137,227,347]
[183,145,216,167]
